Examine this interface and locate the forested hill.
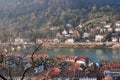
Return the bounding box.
[0,0,120,15]
[0,0,120,38]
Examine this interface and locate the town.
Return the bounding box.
[0,20,120,80]
[0,0,120,80]
[1,20,120,49]
[0,53,120,80]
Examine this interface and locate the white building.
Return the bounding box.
[115,23,120,27]
[65,38,74,43]
[15,38,24,43]
[115,28,120,32]
[15,38,30,44]
[83,32,90,38]
[107,28,113,32]
[69,29,74,34]
[78,24,83,28]
[34,65,44,74]
[112,37,118,42]
[62,29,68,35]
[104,25,111,28]
[53,38,60,43]
[95,35,103,42]
[36,39,43,44]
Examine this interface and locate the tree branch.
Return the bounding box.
[0,73,7,80]
[20,43,43,80]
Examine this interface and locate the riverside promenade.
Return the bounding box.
[42,42,120,49]
[1,41,120,49]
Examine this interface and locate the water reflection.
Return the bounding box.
[45,48,120,63]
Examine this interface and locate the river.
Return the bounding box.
[17,47,120,63]
[43,48,120,63]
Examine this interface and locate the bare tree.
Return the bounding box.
[0,30,45,80]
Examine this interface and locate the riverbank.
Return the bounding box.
[42,42,120,49]
[0,42,120,50]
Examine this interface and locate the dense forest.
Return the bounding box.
[0,0,120,39]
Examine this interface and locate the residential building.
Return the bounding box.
[34,65,44,74]
[69,29,74,34]
[115,21,120,27]
[104,25,111,28]
[95,35,103,42]
[15,38,24,43]
[83,32,90,38]
[115,28,120,32]
[65,38,74,43]
[62,29,68,35]
[53,38,60,43]
[15,38,30,44]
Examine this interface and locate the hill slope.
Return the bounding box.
[0,0,120,38]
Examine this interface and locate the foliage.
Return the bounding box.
[0,0,120,39]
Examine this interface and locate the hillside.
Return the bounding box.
[0,0,120,39]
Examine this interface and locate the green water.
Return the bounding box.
[17,47,120,63]
[44,48,120,63]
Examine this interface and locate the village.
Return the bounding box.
[0,20,120,80]
[0,53,120,80]
[2,20,120,49]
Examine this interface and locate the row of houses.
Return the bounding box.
[52,21,120,43]
[1,52,120,80]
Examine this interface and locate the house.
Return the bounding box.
[50,26,60,31]
[46,68,61,78]
[75,57,89,66]
[56,32,62,38]
[33,54,49,59]
[56,55,76,62]
[64,34,70,37]
[100,29,104,33]
[115,23,120,27]
[69,29,74,34]
[34,65,44,74]
[56,55,77,62]
[24,62,31,70]
[65,56,77,62]
[83,32,90,38]
[78,24,84,28]
[14,54,21,59]
[15,38,24,43]
[115,28,120,32]
[36,39,43,44]
[112,37,118,42]
[25,54,49,62]
[17,46,21,51]
[104,24,111,28]
[62,29,68,35]
[112,33,118,42]
[73,30,80,38]
[68,62,83,70]
[100,21,107,24]
[65,38,74,43]
[15,38,30,44]
[115,21,120,27]
[53,38,60,43]
[95,35,103,42]
[66,24,72,28]
[56,55,66,60]
[107,28,113,32]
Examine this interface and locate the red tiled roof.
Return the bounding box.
[47,68,61,77]
[100,62,120,71]
[26,54,48,59]
[56,55,66,59]
[14,54,21,58]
